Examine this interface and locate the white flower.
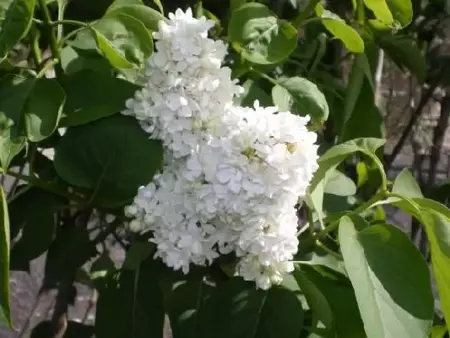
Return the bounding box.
[123,8,319,289]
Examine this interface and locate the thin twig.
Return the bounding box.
[49,282,72,338]
[6,170,83,202]
[426,94,450,193]
[316,240,342,259]
[7,165,26,198]
[112,231,128,250]
[385,82,439,170]
[36,59,60,78]
[81,290,97,324]
[18,292,45,338]
[388,77,416,134]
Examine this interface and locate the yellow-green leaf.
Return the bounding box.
[0,185,11,327]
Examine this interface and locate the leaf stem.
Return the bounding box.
[50,19,89,28]
[30,26,42,66]
[5,170,83,202]
[315,240,342,259]
[370,153,388,192]
[7,165,26,199]
[58,26,88,47]
[307,32,327,76]
[356,0,365,27]
[37,0,63,77]
[316,189,387,238]
[251,68,277,85]
[56,0,68,41]
[36,58,60,78]
[7,185,32,204]
[307,208,315,234]
[27,143,37,174]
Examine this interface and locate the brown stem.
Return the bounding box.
[385,82,439,170]
[49,282,73,338]
[18,292,45,338]
[81,289,97,324]
[426,94,450,193]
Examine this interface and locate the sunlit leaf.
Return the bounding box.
[228,3,297,64]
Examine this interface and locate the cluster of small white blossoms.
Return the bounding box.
[122,8,319,289]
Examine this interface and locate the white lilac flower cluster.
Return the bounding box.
[122,8,319,289]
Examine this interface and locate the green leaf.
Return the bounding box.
[60,70,139,126]
[0,0,37,57]
[212,278,304,338]
[342,54,372,126]
[272,76,329,122]
[44,226,93,285]
[23,78,65,142]
[339,217,434,338]
[315,5,364,53]
[54,115,163,207]
[228,3,298,64]
[95,258,165,338]
[324,168,356,196]
[307,138,384,225]
[0,185,11,327]
[299,246,348,277]
[418,210,450,331]
[387,0,413,27]
[431,325,447,338]
[323,194,357,214]
[122,241,154,270]
[150,0,163,15]
[107,0,143,10]
[356,161,369,187]
[96,13,153,69]
[164,273,216,338]
[60,46,113,75]
[375,34,426,83]
[0,126,25,171]
[9,188,64,269]
[230,0,247,11]
[393,200,450,331]
[392,169,423,199]
[73,12,154,69]
[0,74,64,142]
[106,4,165,31]
[363,0,394,25]
[294,268,334,334]
[310,138,385,194]
[371,196,450,330]
[295,265,365,337]
[90,252,115,280]
[235,79,272,108]
[306,177,327,228]
[340,76,384,141]
[0,73,35,133]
